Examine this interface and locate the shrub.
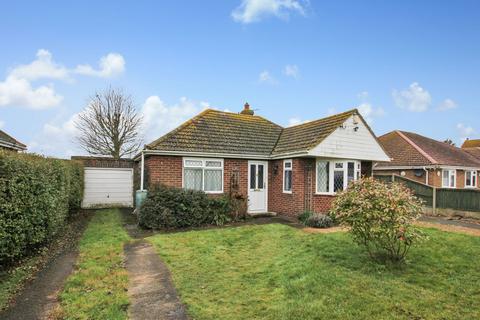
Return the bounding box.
[138,185,233,229]
[298,211,313,223]
[330,177,425,262]
[305,213,334,228]
[0,151,84,265]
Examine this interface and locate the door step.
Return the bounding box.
[247,212,277,218]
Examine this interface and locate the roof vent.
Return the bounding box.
[240,102,254,115]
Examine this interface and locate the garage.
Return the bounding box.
[82,167,134,208]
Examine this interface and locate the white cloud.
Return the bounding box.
[457,123,476,143]
[437,98,457,111]
[10,49,69,81]
[287,117,302,126]
[232,0,306,24]
[74,53,125,78]
[0,120,4,129]
[141,96,206,143]
[0,76,63,109]
[258,70,277,84]
[392,82,431,112]
[327,107,337,115]
[357,91,369,101]
[283,64,299,78]
[29,113,82,158]
[357,102,385,124]
[0,50,125,109]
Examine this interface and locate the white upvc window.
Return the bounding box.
[316,159,361,195]
[283,159,293,193]
[442,169,456,188]
[465,170,477,188]
[183,158,223,193]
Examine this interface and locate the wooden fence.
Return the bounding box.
[374,174,480,213]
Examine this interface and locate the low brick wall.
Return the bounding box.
[71,156,134,168]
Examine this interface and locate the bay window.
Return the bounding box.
[316,159,361,194]
[183,158,223,193]
[283,159,292,193]
[442,169,456,188]
[465,170,477,188]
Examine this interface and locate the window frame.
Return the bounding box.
[283,159,293,194]
[465,170,477,188]
[316,159,361,195]
[182,157,224,194]
[442,169,456,188]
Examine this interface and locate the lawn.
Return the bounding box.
[56,209,131,320]
[148,223,480,320]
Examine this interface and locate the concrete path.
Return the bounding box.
[125,240,188,320]
[0,212,91,320]
[419,215,480,230]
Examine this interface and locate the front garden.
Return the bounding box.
[148,223,480,320]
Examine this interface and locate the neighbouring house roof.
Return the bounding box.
[376,130,480,168]
[0,129,26,151]
[461,139,480,149]
[146,108,368,158]
[463,147,480,160]
[272,109,356,155]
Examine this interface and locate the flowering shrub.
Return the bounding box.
[330,177,425,262]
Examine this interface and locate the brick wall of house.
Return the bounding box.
[268,158,308,216]
[144,155,249,197]
[142,155,371,217]
[145,155,183,188]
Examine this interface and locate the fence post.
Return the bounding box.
[432,187,437,215]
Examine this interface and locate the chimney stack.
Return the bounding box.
[240,102,254,115]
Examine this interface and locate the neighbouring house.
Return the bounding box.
[0,129,26,152]
[135,104,390,216]
[461,138,480,160]
[374,130,480,189]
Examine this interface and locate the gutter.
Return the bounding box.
[0,141,26,151]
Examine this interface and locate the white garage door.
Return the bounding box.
[82,167,133,208]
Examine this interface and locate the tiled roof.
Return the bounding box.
[272,109,357,155]
[147,108,359,157]
[461,139,480,149]
[463,147,480,160]
[0,130,26,150]
[147,109,283,155]
[376,130,480,168]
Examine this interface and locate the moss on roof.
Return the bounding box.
[147,108,360,157]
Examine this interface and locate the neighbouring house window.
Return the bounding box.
[465,170,477,188]
[442,169,456,188]
[283,159,292,193]
[316,159,361,194]
[183,158,223,193]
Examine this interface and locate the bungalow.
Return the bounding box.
[374,130,480,189]
[0,129,26,152]
[136,104,390,216]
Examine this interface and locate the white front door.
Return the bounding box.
[248,161,268,213]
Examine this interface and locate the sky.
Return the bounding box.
[1,0,479,158]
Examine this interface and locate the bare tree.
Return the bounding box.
[75,88,143,158]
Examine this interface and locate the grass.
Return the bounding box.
[56,209,131,320]
[148,224,480,320]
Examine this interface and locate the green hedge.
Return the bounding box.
[0,151,84,265]
[139,185,232,229]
